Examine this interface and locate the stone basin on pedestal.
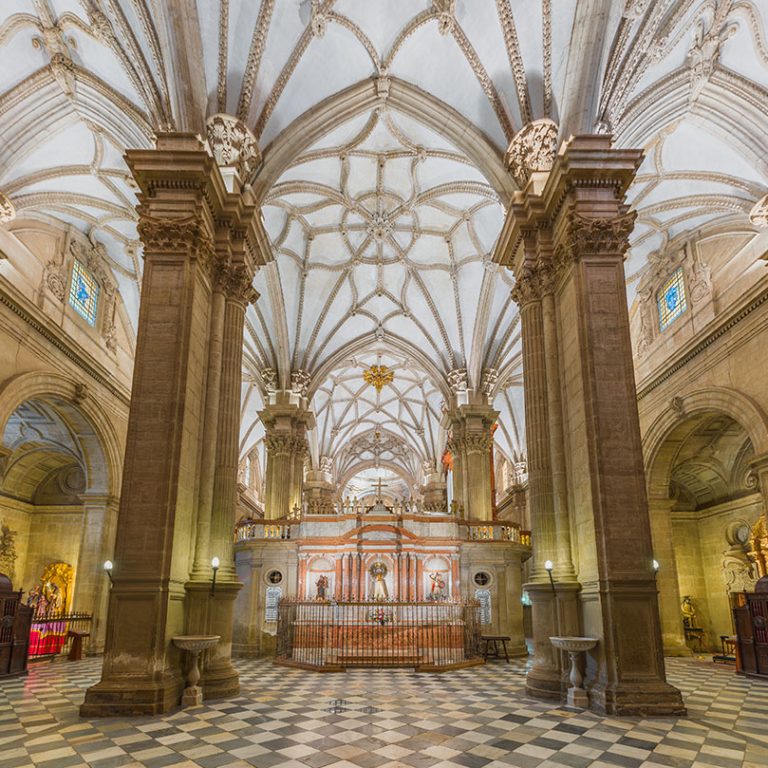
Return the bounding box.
[172,635,220,708]
[549,636,598,708]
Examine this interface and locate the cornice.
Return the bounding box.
[0,278,131,406]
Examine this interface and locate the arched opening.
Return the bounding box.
[0,393,117,654]
[647,409,764,655]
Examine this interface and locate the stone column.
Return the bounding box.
[82,128,267,716]
[497,135,684,715]
[549,137,683,715]
[73,494,119,654]
[260,398,314,520]
[445,404,497,522]
[513,264,562,698]
[648,495,690,657]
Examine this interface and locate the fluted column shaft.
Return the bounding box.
[190,285,226,578]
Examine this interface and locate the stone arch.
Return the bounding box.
[253,77,514,205]
[0,371,123,497]
[644,387,768,495]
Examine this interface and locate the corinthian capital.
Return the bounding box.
[137,215,214,258]
[555,211,636,270]
[510,267,541,307]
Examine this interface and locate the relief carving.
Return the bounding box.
[0,191,15,223]
[205,113,261,182]
[505,119,559,188]
[749,194,768,229]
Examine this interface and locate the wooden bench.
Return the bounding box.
[481,635,511,663]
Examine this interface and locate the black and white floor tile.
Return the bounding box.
[1,657,766,768]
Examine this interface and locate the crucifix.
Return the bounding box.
[374,476,387,502]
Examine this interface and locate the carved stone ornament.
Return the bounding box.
[137,215,214,259]
[447,368,468,394]
[261,367,278,392]
[310,0,328,37]
[319,455,333,473]
[43,259,67,301]
[749,195,768,229]
[433,0,456,36]
[206,113,261,182]
[505,119,559,188]
[223,263,258,305]
[510,267,540,308]
[291,369,311,397]
[0,191,15,223]
[688,2,738,103]
[556,211,637,269]
[480,368,499,396]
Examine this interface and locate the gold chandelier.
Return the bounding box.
[363,364,394,392]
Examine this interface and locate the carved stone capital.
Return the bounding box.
[510,267,541,307]
[555,211,636,270]
[138,215,213,254]
[205,113,261,183]
[0,191,15,223]
[505,119,559,188]
[222,263,258,305]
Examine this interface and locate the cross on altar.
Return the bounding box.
[374,476,387,501]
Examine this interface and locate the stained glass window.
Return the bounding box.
[657,267,687,331]
[68,260,99,326]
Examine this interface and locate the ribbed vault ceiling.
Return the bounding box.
[1,1,767,495]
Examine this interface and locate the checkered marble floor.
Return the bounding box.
[1,657,767,768]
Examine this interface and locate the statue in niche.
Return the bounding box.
[681,595,697,628]
[428,571,447,601]
[315,574,329,601]
[370,561,389,601]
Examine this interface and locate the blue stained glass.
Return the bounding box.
[665,285,679,311]
[68,260,99,326]
[657,268,687,332]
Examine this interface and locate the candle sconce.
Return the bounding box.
[103,560,114,586]
[544,560,556,595]
[210,557,220,596]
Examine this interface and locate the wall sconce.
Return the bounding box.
[544,560,556,595]
[652,559,660,579]
[103,560,114,585]
[210,556,220,596]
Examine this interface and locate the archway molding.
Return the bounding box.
[643,386,768,497]
[0,371,123,497]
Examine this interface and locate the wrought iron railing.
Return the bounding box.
[275,599,482,670]
[28,612,92,658]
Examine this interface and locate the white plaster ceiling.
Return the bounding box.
[1,0,767,491]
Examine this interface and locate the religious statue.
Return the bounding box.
[315,574,329,601]
[681,595,697,628]
[370,561,389,601]
[428,571,447,601]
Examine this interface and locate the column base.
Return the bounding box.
[185,579,242,701]
[524,581,580,701]
[80,672,183,717]
[507,642,529,658]
[589,679,687,716]
[664,642,693,658]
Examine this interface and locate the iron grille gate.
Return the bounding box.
[275,600,481,670]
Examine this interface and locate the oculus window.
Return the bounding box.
[657,267,687,331]
[69,260,100,326]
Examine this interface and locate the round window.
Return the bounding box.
[473,571,491,587]
[266,570,283,585]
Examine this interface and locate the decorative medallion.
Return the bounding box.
[505,118,559,188]
[363,364,394,392]
[205,113,261,182]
